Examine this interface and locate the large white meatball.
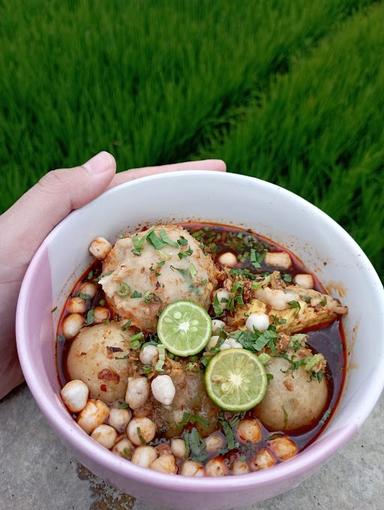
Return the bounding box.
[67,322,133,403]
[254,357,328,431]
[99,225,217,332]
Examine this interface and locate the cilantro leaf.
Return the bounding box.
[132,229,153,256]
[288,300,301,310]
[183,428,209,462]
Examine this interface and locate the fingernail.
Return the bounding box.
[82,151,116,175]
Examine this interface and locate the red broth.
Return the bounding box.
[56,222,346,467]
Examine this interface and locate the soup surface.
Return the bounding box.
[57,223,347,476]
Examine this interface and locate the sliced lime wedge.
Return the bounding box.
[157,301,212,356]
[205,349,267,411]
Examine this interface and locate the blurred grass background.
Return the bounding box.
[0,0,383,275]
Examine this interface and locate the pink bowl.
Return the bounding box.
[16,171,384,509]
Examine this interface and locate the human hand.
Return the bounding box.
[0,152,226,399]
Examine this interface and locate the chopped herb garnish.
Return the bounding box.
[289,334,307,351]
[179,412,210,429]
[320,297,327,306]
[86,309,95,325]
[177,236,188,246]
[132,229,153,256]
[189,264,197,279]
[87,270,94,280]
[131,290,143,298]
[155,344,166,372]
[213,293,224,317]
[122,448,131,459]
[142,365,153,374]
[98,299,105,306]
[282,406,289,428]
[130,332,144,349]
[77,292,91,300]
[178,247,193,259]
[250,248,264,268]
[137,427,146,445]
[266,373,274,382]
[229,267,257,280]
[50,306,57,313]
[270,315,287,326]
[147,230,167,250]
[312,371,324,382]
[159,229,178,247]
[232,326,278,353]
[282,273,293,283]
[170,264,196,282]
[121,320,132,331]
[219,417,236,450]
[117,282,131,298]
[143,291,159,304]
[117,401,130,409]
[183,428,209,462]
[288,300,301,310]
[130,332,144,343]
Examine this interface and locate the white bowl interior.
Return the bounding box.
[46,171,384,442]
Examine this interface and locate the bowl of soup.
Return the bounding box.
[16,171,384,510]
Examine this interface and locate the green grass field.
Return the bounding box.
[1,0,383,275]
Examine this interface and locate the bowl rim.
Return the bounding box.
[16,170,384,491]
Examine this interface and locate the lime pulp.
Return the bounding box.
[205,348,267,411]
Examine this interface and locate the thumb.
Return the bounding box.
[1,151,116,268]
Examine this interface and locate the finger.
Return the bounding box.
[1,151,116,267]
[110,159,226,187]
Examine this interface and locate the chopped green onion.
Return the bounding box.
[131,290,143,298]
[117,282,131,297]
[159,229,178,247]
[143,291,158,304]
[155,344,166,371]
[130,332,144,349]
[178,247,193,259]
[147,230,167,250]
[177,236,188,246]
[250,248,264,268]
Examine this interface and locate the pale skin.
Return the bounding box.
[0,151,226,399]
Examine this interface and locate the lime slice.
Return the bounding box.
[205,349,267,411]
[157,301,212,356]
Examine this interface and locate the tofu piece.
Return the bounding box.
[227,285,347,334]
